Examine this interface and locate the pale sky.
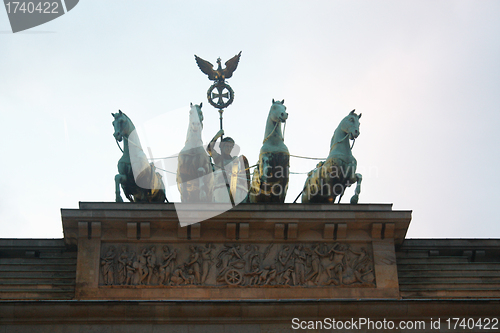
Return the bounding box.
[1,1,499,239]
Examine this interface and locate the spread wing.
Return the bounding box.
[195,55,217,81]
[223,51,242,79]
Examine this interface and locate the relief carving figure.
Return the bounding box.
[159,246,177,286]
[131,253,141,285]
[200,243,215,284]
[258,265,277,285]
[185,269,196,285]
[100,246,116,285]
[280,266,294,286]
[245,262,261,286]
[292,245,307,285]
[305,244,327,284]
[241,245,253,272]
[125,260,136,285]
[248,245,261,273]
[340,250,364,285]
[277,245,291,271]
[325,243,347,286]
[146,246,157,285]
[185,245,201,284]
[171,265,188,285]
[350,247,368,269]
[357,262,375,284]
[117,246,128,285]
[349,247,375,284]
[341,254,358,285]
[138,248,149,285]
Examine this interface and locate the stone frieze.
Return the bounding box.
[99,242,375,288]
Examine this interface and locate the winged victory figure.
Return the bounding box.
[195,51,242,83]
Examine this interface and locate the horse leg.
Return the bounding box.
[350,173,362,204]
[299,177,311,204]
[261,155,270,185]
[157,185,168,203]
[260,156,271,200]
[249,166,261,203]
[115,174,125,202]
[198,167,206,201]
[337,191,344,204]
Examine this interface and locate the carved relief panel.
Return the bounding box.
[99,242,375,288]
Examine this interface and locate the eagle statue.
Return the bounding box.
[195,51,242,83]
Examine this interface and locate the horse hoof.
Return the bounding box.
[350,195,359,204]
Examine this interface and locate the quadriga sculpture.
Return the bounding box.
[112,110,167,203]
[249,99,289,203]
[176,103,214,202]
[302,110,362,204]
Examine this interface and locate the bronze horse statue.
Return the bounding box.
[112,110,167,203]
[249,99,289,203]
[301,110,362,204]
[176,103,214,202]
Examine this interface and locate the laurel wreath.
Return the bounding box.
[207,82,235,109]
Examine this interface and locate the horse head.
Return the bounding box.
[270,99,288,123]
[112,110,134,142]
[189,102,204,134]
[340,110,362,140]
